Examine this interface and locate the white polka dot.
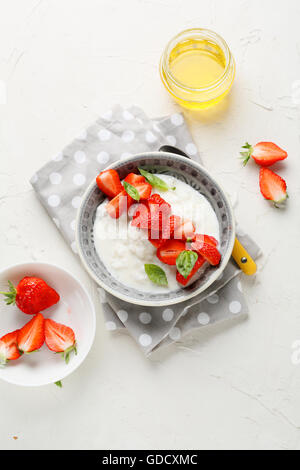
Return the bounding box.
[185,143,197,156]
[49,172,62,185]
[169,327,181,341]
[237,281,243,292]
[71,241,78,253]
[122,130,135,143]
[98,288,107,304]
[98,129,111,141]
[229,301,242,314]
[52,152,63,162]
[31,173,38,184]
[162,308,174,322]
[106,321,116,331]
[145,130,157,143]
[77,129,87,141]
[171,113,183,126]
[53,217,60,228]
[97,151,110,165]
[207,293,219,304]
[123,110,134,120]
[121,152,132,160]
[117,309,128,323]
[71,196,81,208]
[74,150,86,164]
[166,135,176,146]
[139,334,152,347]
[48,195,61,207]
[70,219,76,231]
[101,109,113,120]
[197,312,210,325]
[73,173,86,186]
[139,312,152,324]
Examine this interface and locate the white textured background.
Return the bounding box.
[0,0,300,450]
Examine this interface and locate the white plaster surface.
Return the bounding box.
[0,0,300,450]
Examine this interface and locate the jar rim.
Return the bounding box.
[161,28,233,93]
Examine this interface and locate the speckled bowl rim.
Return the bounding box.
[75,151,235,307]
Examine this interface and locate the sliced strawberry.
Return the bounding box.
[259,168,288,205]
[131,203,150,229]
[174,219,196,240]
[133,181,152,200]
[96,169,123,198]
[0,330,22,364]
[124,173,152,200]
[161,215,181,239]
[45,319,77,364]
[17,313,45,353]
[157,239,186,266]
[124,173,146,185]
[191,234,219,251]
[148,194,171,215]
[148,194,171,232]
[241,142,288,167]
[192,241,221,266]
[106,190,133,218]
[176,255,206,286]
[149,215,181,247]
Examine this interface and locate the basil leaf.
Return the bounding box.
[138,168,175,192]
[123,181,140,201]
[144,264,168,287]
[176,251,198,279]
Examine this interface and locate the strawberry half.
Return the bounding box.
[17,313,45,353]
[0,330,22,365]
[125,173,152,200]
[259,168,288,206]
[157,240,186,265]
[191,240,221,266]
[106,190,133,218]
[176,255,206,286]
[174,219,196,241]
[148,215,182,248]
[241,142,288,167]
[124,173,147,186]
[44,319,77,364]
[191,234,218,250]
[96,169,123,199]
[0,277,60,315]
[131,203,150,229]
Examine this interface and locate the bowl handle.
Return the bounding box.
[159,145,190,159]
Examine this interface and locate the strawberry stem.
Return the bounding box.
[240,142,253,166]
[62,343,77,364]
[0,281,17,306]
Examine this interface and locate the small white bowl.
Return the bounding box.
[0,262,96,387]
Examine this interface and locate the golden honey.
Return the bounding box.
[160,29,235,109]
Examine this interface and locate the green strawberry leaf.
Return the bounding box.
[123,182,140,201]
[54,380,62,388]
[144,264,168,287]
[138,168,175,191]
[176,250,198,279]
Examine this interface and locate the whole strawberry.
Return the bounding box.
[0,277,60,315]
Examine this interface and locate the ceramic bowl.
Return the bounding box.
[0,262,96,387]
[76,150,235,306]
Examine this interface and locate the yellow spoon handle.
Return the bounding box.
[232,237,257,275]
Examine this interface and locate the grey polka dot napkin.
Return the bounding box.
[30,105,261,356]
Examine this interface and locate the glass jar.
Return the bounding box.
[160,28,236,110]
